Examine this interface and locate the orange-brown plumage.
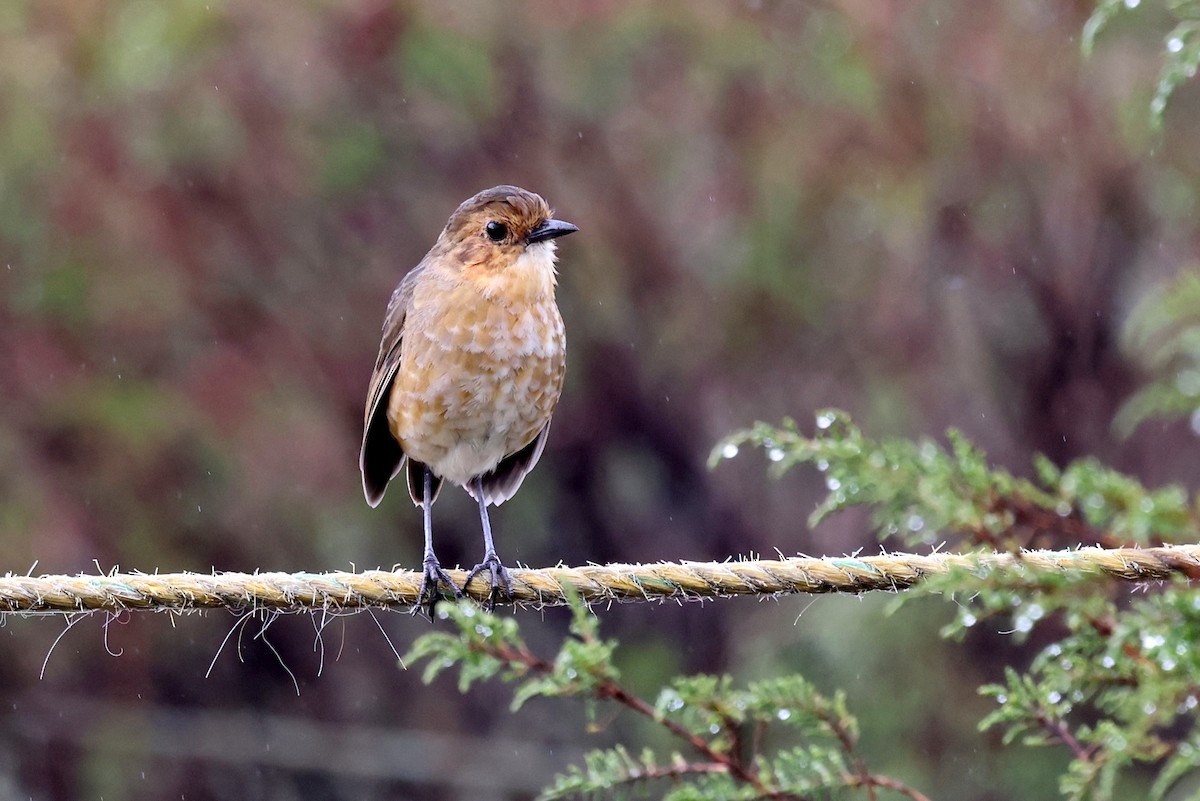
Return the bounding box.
[360,185,576,609]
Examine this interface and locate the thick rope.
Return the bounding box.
[0,545,1197,615]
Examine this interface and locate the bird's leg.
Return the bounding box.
[416,466,458,616]
[462,476,513,609]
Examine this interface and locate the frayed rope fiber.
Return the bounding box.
[1,545,1198,615]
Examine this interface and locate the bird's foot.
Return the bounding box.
[414,555,460,617]
[462,551,514,611]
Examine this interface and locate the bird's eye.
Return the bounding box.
[485,221,508,242]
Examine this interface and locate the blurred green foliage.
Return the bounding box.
[716,409,1199,549]
[409,598,893,801]
[1084,0,1200,123]
[720,407,1200,800]
[1,0,1200,798]
[1117,271,1200,435]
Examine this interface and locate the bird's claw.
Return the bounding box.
[414,555,460,617]
[462,552,513,611]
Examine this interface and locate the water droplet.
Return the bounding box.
[1101,655,1116,669]
[906,515,925,532]
[768,448,785,462]
[777,709,791,721]
[1168,36,1185,53]
[721,443,739,459]
[1176,369,1200,397]
[1047,690,1062,704]
[960,612,977,627]
[1141,633,1165,650]
[826,477,841,491]
[816,413,834,430]
[1123,0,1139,8]
[996,693,1008,705]
[1055,502,1072,517]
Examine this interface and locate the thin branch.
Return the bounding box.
[470,637,785,798]
[847,773,937,801]
[820,702,878,801]
[595,681,780,797]
[1035,709,1092,762]
[596,761,811,801]
[466,617,936,801]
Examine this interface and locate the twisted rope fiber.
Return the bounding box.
[1,545,1198,615]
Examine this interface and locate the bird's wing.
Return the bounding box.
[359,262,425,507]
[471,421,553,506]
[405,457,444,507]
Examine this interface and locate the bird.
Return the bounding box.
[360,185,577,611]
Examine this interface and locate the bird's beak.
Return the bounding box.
[526,218,579,244]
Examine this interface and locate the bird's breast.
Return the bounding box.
[387,277,565,486]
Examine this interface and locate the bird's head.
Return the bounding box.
[435,186,578,294]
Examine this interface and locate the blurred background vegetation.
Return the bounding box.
[1,0,1198,798]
